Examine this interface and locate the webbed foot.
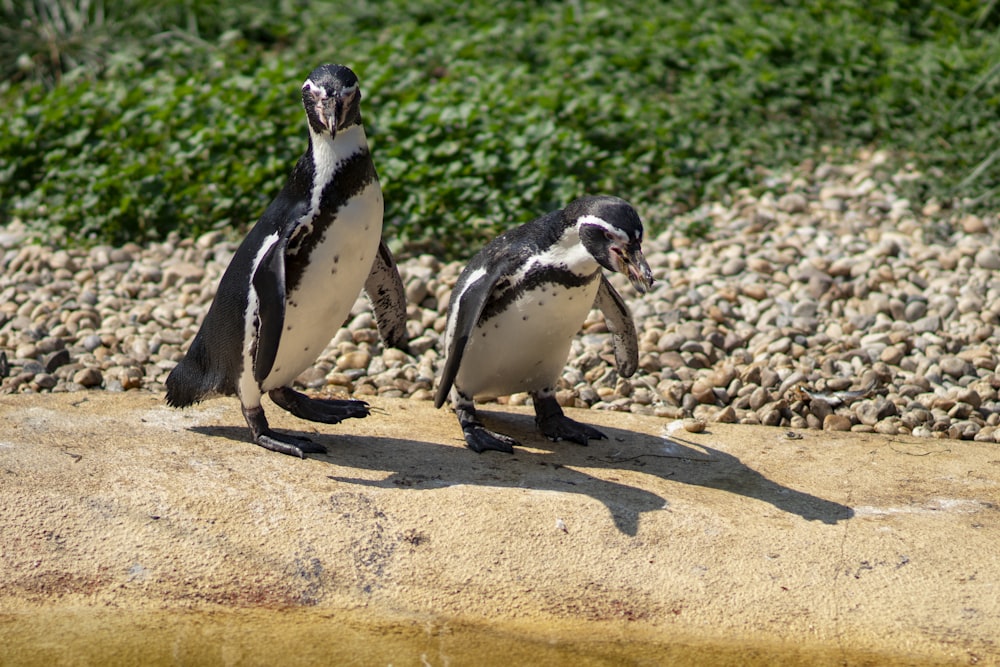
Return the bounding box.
[269,386,370,424]
[537,415,606,445]
[256,431,327,458]
[455,395,519,454]
[533,392,606,445]
[243,403,326,458]
[462,424,520,454]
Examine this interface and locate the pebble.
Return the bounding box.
[2,153,1000,444]
[73,368,103,388]
[683,418,706,433]
[824,414,853,432]
[974,248,1000,270]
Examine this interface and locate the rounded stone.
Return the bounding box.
[335,350,372,371]
[939,357,972,379]
[879,345,906,366]
[683,418,706,433]
[974,248,1000,270]
[855,398,898,426]
[690,380,716,405]
[73,368,104,388]
[823,414,853,431]
[777,192,808,213]
[713,405,737,423]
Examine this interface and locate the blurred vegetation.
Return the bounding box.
[1,0,998,257]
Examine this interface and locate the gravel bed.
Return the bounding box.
[3,150,1000,443]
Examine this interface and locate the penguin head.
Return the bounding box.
[302,64,362,137]
[573,196,655,294]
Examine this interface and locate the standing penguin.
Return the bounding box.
[166,64,408,458]
[434,195,653,453]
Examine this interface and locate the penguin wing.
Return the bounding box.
[365,239,410,352]
[433,265,503,408]
[594,275,639,378]
[250,235,289,384]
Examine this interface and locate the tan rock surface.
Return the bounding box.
[1,391,998,665]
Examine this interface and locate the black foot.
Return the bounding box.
[269,386,370,424]
[242,403,326,458]
[533,391,606,445]
[537,414,606,445]
[454,395,519,453]
[462,424,520,454]
[256,430,327,458]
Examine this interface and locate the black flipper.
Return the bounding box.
[365,238,410,352]
[594,275,639,378]
[251,236,289,384]
[434,269,497,409]
[165,336,216,407]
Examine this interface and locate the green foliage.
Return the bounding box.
[1,0,997,256]
[1,57,300,242]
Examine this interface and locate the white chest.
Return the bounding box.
[261,181,383,390]
[456,276,600,400]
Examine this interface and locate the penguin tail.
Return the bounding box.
[164,338,226,408]
[165,357,205,408]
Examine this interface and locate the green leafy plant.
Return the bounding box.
[1,0,997,257]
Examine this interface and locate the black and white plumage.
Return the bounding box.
[165,64,408,458]
[434,195,653,453]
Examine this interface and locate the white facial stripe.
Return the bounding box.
[302,79,325,98]
[515,224,597,281]
[302,80,330,129]
[577,214,629,244]
[303,79,357,99]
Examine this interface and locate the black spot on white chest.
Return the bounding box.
[458,278,601,398]
[479,265,599,325]
[285,149,379,294]
[257,179,383,390]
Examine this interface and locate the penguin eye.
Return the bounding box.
[604,231,615,242]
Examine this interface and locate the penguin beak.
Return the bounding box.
[322,88,358,136]
[614,245,654,294]
[321,98,342,136]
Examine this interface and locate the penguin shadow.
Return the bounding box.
[462,410,855,531]
[192,422,664,535]
[189,409,857,536]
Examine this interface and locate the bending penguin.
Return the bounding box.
[434,195,653,453]
[166,64,408,458]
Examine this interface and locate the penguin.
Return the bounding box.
[165,64,408,458]
[434,195,654,453]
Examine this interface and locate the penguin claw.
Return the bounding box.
[241,398,329,457]
[462,425,519,454]
[297,398,370,423]
[255,431,327,458]
[537,415,606,446]
[269,387,370,424]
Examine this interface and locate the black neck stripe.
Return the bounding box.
[285,149,377,292]
[480,265,598,323]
